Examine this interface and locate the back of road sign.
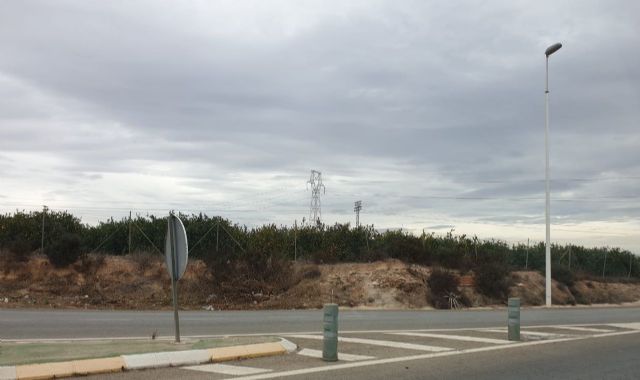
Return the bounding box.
[165,214,188,281]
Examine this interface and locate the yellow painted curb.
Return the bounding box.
[16,361,74,380]
[243,342,287,359]
[14,357,125,380]
[72,357,125,375]
[208,346,247,362]
[12,341,290,379]
[209,342,286,363]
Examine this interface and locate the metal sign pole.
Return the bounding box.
[164,212,188,344]
[169,215,181,343]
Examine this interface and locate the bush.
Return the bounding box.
[377,230,428,264]
[209,249,293,295]
[47,233,82,268]
[475,262,511,300]
[312,247,339,264]
[8,240,32,262]
[428,268,460,309]
[552,265,575,287]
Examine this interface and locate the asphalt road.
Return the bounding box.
[2,306,640,339]
[292,333,640,380]
[77,324,640,380]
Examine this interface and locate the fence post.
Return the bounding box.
[602,251,608,279]
[41,205,48,253]
[128,210,132,255]
[525,238,529,269]
[629,254,633,279]
[294,220,297,261]
[216,220,219,252]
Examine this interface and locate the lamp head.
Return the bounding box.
[545,43,562,57]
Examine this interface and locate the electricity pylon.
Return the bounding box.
[307,170,325,225]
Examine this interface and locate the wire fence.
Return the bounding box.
[0,208,637,280]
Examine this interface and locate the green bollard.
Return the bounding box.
[322,303,339,361]
[508,297,520,341]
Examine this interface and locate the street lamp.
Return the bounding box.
[544,42,562,307]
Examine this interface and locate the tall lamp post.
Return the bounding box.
[544,42,562,307]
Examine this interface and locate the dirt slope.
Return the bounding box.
[1,253,639,310]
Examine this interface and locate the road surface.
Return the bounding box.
[3,306,640,339]
[83,332,640,380]
[3,307,640,379]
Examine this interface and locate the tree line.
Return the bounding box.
[0,210,637,279]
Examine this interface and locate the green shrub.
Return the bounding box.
[47,233,82,268]
[475,262,510,300]
[382,231,428,264]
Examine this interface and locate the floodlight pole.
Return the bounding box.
[544,42,562,307]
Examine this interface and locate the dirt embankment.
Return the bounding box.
[1,254,639,310]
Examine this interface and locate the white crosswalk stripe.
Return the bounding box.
[543,326,614,333]
[176,325,640,380]
[481,329,561,337]
[287,334,453,352]
[226,329,640,380]
[183,363,272,375]
[609,322,640,330]
[389,331,513,344]
[297,348,375,361]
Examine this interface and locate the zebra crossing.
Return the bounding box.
[180,323,639,379]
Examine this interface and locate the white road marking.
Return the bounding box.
[609,322,640,330]
[389,332,513,344]
[288,334,452,352]
[542,326,613,333]
[228,330,640,380]
[184,364,272,375]
[8,323,631,343]
[481,329,562,337]
[297,348,375,361]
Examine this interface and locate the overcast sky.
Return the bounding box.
[1,1,638,251]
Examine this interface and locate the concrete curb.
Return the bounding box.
[2,339,296,380]
[0,366,17,380]
[122,349,211,370]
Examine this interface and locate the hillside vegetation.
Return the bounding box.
[1,210,637,281]
[2,210,639,310]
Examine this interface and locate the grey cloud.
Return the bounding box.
[0,0,638,250]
